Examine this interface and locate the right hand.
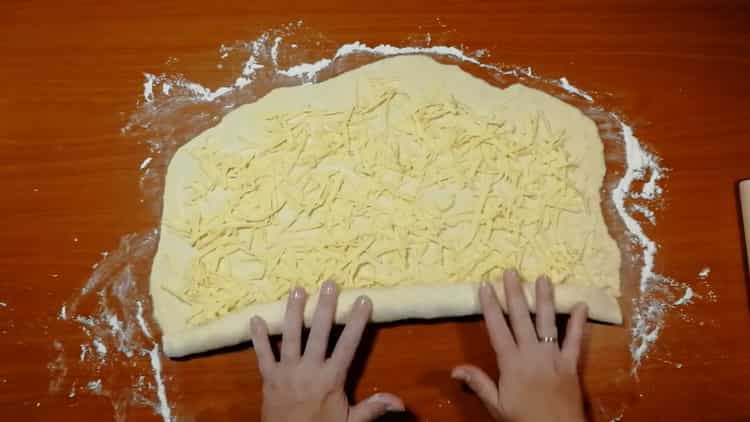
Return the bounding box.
[451,269,588,422]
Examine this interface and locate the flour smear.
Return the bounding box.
[50,21,702,421]
[50,230,172,421]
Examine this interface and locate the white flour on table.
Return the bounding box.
[48,20,709,421]
[50,230,172,422]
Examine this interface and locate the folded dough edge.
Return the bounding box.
[163,282,620,358]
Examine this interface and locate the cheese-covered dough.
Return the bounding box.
[150,55,622,357]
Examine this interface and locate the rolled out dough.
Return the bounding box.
[150,55,622,358]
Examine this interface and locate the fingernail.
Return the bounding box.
[386,403,405,412]
[292,286,305,300]
[250,316,261,332]
[322,280,336,295]
[540,277,550,289]
[370,393,405,412]
[451,369,469,383]
[479,281,491,293]
[356,295,371,307]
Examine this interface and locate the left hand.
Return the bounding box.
[251,280,405,422]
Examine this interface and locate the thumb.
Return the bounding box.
[348,392,405,422]
[451,364,501,419]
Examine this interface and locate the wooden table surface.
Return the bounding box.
[2,0,750,420]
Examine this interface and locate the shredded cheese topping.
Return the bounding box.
[164,80,590,325]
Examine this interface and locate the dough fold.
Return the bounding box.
[163,281,620,357]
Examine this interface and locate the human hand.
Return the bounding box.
[251,280,405,422]
[452,270,588,422]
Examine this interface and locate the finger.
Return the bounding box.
[562,303,589,365]
[281,286,306,363]
[250,316,275,376]
[304,280,338,362]
[451,365,501,420]
[479,282,516,359]
[348,392,405,422]
[503,269,536,346]
[534,276,558,347]
[330,296,372,377]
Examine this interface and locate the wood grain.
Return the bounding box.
[1,0,749,420]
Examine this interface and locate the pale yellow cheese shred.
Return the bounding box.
[165,82,590,325]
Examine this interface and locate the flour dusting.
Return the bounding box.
[150,344,172,421]
[610,116,671,372]
[136,300,153,339]
[92,338,108,357]
[140,157,153,170]
[79,344,90,361]
[87,379,103,394]
[49,230,172,421]
[631,204,656,225]
[674,287,694,305]
[608,117,708,372]
[611,119,661,294]
[270,36,283,67]
[557,77,594,102]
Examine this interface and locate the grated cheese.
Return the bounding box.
[165,81,590,325]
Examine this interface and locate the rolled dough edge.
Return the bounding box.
[162,282,621,357]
